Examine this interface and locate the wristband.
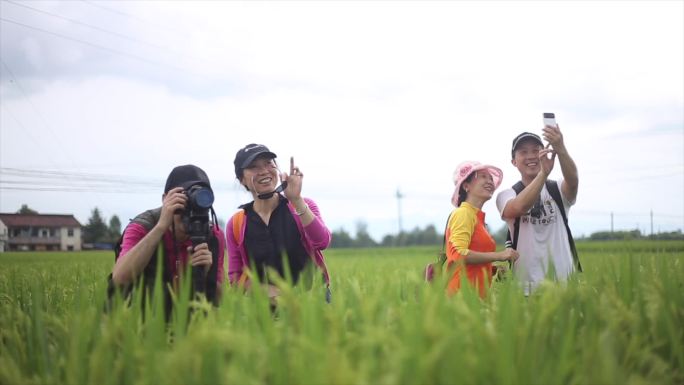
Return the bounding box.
[295,204,309,216]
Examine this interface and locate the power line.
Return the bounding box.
[0,17,194,75]
[0,186,155,193]
[1,60,81,169]
[5,0,189,59]
[0,167,241,194]
[81,0,182,34]
[0,106,55,162]
[574,210,683,220]
[1,167,161,185]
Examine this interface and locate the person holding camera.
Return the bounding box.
[226,144,331,303]
[496,125,581,296]
[445,161,519,298]
[110,164,225,311]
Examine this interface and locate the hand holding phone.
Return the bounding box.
[541,112,564,149]
[543,112,557,128]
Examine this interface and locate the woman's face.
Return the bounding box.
[464,170,495,202]
[241,156,278,195]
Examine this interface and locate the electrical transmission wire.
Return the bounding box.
[0,167,240,194]
[0,17,195,75]
[5,0,192,61]
[0,167,161,194]
[1,60,81,168]
[81,0,182,34]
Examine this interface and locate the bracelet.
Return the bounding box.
[295,204,309,216]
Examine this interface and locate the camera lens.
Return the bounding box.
[530,198,543,218]
[190,187,214,209]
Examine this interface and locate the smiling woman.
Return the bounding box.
[225,143,332,305]
[444,161,518,297]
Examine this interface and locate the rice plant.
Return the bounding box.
[0,241,682,384]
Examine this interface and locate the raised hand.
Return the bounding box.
[282,156,303,202]
[539,145,556,177]
[543,124,567,154]
[159,187,187,229]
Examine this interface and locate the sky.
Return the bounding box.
[1,0,683,241]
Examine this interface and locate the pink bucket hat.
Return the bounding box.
[451,161,503,207]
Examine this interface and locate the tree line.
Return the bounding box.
[82,207,122,244]
[331,221,443,248]
[15,205,683,247]
[329,221,684,248]
[584,229,684,241]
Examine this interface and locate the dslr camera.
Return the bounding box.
[181,183,215,245]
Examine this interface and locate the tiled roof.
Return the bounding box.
[0,214,82,227]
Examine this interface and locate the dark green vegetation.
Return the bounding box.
[1,241,683,384]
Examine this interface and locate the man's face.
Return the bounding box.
[512,140,543,179]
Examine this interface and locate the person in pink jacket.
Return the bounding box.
[226,144,331,303]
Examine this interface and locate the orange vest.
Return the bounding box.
[446,202,496,298]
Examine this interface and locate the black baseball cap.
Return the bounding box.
[234,143,277,178]
[164,164,211,193]
[511,132,543,158]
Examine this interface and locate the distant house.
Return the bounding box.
[0,214,82,252]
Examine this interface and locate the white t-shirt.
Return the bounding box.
[496,180,575,295]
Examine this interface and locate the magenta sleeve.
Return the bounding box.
[302,198,331,250]
[118,223,149,261]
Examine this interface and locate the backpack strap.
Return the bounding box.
[505,181,526,249]
[544,180,582,272]
[231,209,249,286]
[114,208,162,261]
[109,208,170,315]
[440,212,453,262]
[232,209,245,245]
[505,181,526,269]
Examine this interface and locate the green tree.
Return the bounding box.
[83,207,108,243]
[354,221,377,248]
[330,228,354,248]
[108,215,122,242]
[17,204,38,215]
[418,224,440,245]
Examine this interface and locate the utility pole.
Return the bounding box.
[611,212,614,233]
[396,188,404,234]
[650,209,654,237]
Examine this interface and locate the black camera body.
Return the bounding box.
[182,184,215,246]
[180,183,215,297]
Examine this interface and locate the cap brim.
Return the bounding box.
[179,180,211,191]
[240,151,277,169]
[512,134,543,152]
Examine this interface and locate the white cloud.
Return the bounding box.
[1,0,682,240]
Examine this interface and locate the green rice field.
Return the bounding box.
[1,240,683,385]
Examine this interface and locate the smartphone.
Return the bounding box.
[543,112,557,128]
